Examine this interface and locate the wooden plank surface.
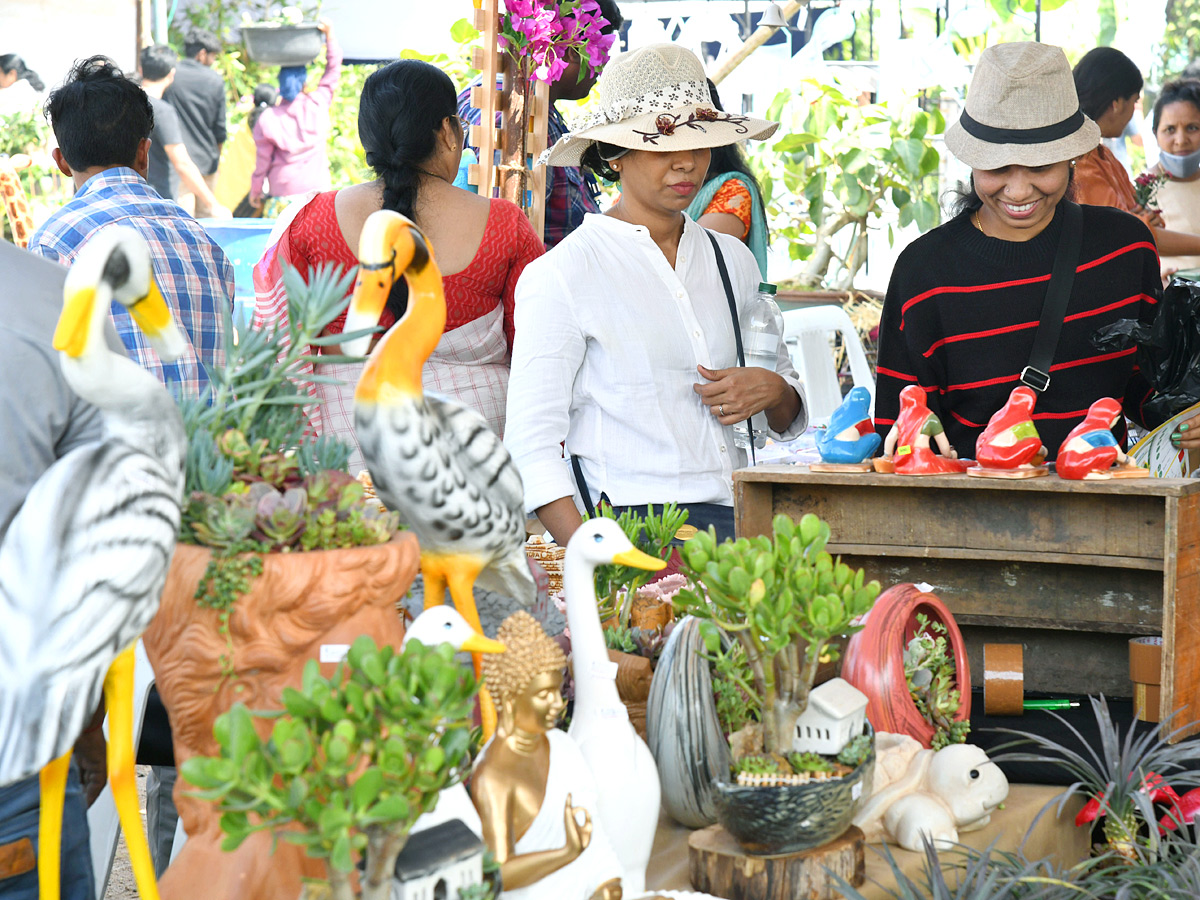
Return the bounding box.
[1164,493,1200,735]
[960,626,1140,696]
[766,481,1166,563]
[829,543,1162,572]
[735,465,1200,497]
[837,555,1163,634]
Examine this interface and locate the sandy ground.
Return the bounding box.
[100,766,145,900]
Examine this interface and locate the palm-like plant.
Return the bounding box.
[991,696,1200,862]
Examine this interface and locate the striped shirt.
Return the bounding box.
[874,203,1161,459]
[27,167,234,399]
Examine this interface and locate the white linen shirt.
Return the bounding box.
[505,213,807,513]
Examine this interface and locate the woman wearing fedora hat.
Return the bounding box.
[873,42,1178,462]
[504,43,806,546]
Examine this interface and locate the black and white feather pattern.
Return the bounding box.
[0,401,184,785]
[357,392,534,605]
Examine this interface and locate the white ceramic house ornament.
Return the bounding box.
[792,677,869,755]
[392,819,485,900]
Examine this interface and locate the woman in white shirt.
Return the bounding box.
[505,44,806,546]
[0,55,44,118]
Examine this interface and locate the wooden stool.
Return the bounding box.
[688,824,865,900]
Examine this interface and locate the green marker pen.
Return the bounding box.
[1023,699,1080,711]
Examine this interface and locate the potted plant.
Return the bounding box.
[241,3,325,66]
[143,263,419,900]
[671,513,881,853]
[181,635,485,900]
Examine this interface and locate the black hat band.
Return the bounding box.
[959,108,1086,145]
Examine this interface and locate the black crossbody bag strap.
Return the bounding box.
[706,230,758,466]
[1021,201,1083,393]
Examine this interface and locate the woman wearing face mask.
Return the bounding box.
[1151,79,1200,273]
[505,44,806,547]
[1072,48,1200,263]
[874,42,1175,461]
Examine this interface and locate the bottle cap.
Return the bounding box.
[758,282,777,295]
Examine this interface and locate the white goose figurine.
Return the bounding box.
[564,518,665,895]
[0,227,186,900]
[402,606,505,838]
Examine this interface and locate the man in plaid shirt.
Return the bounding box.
[28,56,234,399]
[458,0,622,249]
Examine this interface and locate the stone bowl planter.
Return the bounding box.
[241,24,323,66]
[712,725,875,855]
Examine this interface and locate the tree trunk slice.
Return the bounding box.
[688,824,865,900]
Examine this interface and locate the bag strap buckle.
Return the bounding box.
[1020,365,1051,393]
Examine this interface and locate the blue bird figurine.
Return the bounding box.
[815,386,881,469]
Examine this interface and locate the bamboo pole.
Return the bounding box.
[711,0,809,85]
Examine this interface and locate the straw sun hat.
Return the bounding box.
[945,42,1101,170]
[542,43,778,167]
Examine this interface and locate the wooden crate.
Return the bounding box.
[733,466,1200,738]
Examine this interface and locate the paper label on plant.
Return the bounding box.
[852,782,863,800]
[320,643,350,663]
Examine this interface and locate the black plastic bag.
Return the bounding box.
[1092,276,1200,423]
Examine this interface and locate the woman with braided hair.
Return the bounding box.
[252,58,543,469]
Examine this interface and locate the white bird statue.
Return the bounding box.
[344,210,536,736]
[402,606,505,839]
[564,518,665,895]
[0,227,186,900]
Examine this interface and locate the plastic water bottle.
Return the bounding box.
[734,282,784,451]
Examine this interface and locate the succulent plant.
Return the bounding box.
[837,733,873,768]
[788,751,834,774]
[676,513,880,757]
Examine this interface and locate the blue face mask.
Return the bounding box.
[1159,145,1200,179]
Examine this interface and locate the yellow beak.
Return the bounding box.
[53,285,96,358]
[461,634,507,655]
[612,547,667,572]
[127,279,171,338]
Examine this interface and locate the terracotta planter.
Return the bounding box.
[841,584,970,748]
[144,536,420,900]
[629,593,675,631]
[608,649,654,740]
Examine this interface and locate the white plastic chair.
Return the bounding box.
[88,640,156,899]
[781,305,875,428]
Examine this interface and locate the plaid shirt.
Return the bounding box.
[27,167,234,398]
[458,85,602,249]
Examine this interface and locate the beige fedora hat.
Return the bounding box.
[542,43,778,167]
[945,42,1100,169]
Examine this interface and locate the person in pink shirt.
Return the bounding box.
[249,18,340,210]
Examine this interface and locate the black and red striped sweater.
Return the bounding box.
[873,202,1163,459]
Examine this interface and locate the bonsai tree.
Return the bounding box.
[181,635,479,900]
[676,513,880,760]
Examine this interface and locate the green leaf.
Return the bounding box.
[351,768,384,812]
[774,132,819,153]
[449,17,480,43]
[913,196,940,232]
[919,145,940,176]
[330,833,354,872]
[362,793,411,825]
[226,704,260,764]
[893,138,926,178]
[891,187,912,209]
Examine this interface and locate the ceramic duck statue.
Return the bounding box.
[1056,397,1146,480]
[971,386,1047,474]
[345,210,536,737]
[402,606,505,839]
[564,518,665,895]
[0,227,186,900]
[816,385,881,466]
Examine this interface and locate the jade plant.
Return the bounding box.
[676,513,881,761]
[181,636,478,900]
[904,612,970,750]
[177,264,399,672]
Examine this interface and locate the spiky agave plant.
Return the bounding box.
[991,696,1200,862]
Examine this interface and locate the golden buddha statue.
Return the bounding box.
[471,611,622,900]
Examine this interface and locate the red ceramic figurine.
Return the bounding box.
[968,386,1048,478]
[880,385,969,475]
[1056,397,1149,480]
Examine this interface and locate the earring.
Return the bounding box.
[1070,159,1077,168]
